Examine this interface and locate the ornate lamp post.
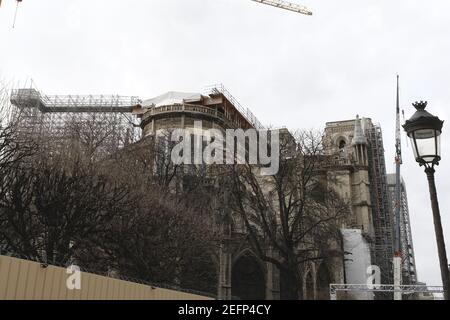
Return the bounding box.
[403,101,449,300]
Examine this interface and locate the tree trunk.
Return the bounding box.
[280,267,302,300]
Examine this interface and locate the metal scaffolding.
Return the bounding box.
[10,87,142,156]
[330,284,442,300]
[10,89,141,113]
[366,124,395,287]
[387,174,418,284]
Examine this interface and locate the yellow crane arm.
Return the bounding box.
[250,0,313,15]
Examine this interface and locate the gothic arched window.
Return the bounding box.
[338,139,346,150]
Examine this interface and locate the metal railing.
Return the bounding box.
[10,88,141,112]
[330,283,443,300]
[204,84,264,130]
[141,103,237,128]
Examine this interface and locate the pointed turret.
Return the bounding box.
[352,115,368,166]
[352,115,368,146]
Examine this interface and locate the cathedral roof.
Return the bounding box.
[141,91,203,108]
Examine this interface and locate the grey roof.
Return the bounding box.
[141,91,203,108]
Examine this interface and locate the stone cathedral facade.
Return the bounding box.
[323,116,395,292]
[9,85,413,300]
[215,115,396,300]
[130,89,395,300]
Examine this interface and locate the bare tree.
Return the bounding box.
[75,131,222,293]
[0,95,135,263]
[1,98,221,294]
[229,130,350,299]
[64,113,131,161]
[104,132,181,193]
[0,152,133,264]
[79,188,220,293]
[0,81,35,175]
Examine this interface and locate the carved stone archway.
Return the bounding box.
[231,252,266,300]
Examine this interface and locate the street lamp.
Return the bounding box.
[403,101,449,300]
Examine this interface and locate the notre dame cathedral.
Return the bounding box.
[10,85,415,300]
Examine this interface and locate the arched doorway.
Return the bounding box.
[316,263,331,300]
[231,253,265,300]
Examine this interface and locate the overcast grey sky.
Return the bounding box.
[1,0,449,288]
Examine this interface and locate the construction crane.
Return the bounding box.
[1,0,313,16]
[12,0,22,28]
[0,1,23,11]
[393,75,403,300]
[0,0,23,27]
[250,0,313,15]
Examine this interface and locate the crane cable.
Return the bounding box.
[12,0,20,28]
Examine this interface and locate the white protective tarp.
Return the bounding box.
[342,228,374,300]
[141,91,203,108]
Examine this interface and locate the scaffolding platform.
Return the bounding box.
[9,88,142,152]
[10,89,141,113]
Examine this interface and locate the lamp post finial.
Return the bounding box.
[412,101,428,111]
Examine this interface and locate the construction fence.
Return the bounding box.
[0,255,213,300]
